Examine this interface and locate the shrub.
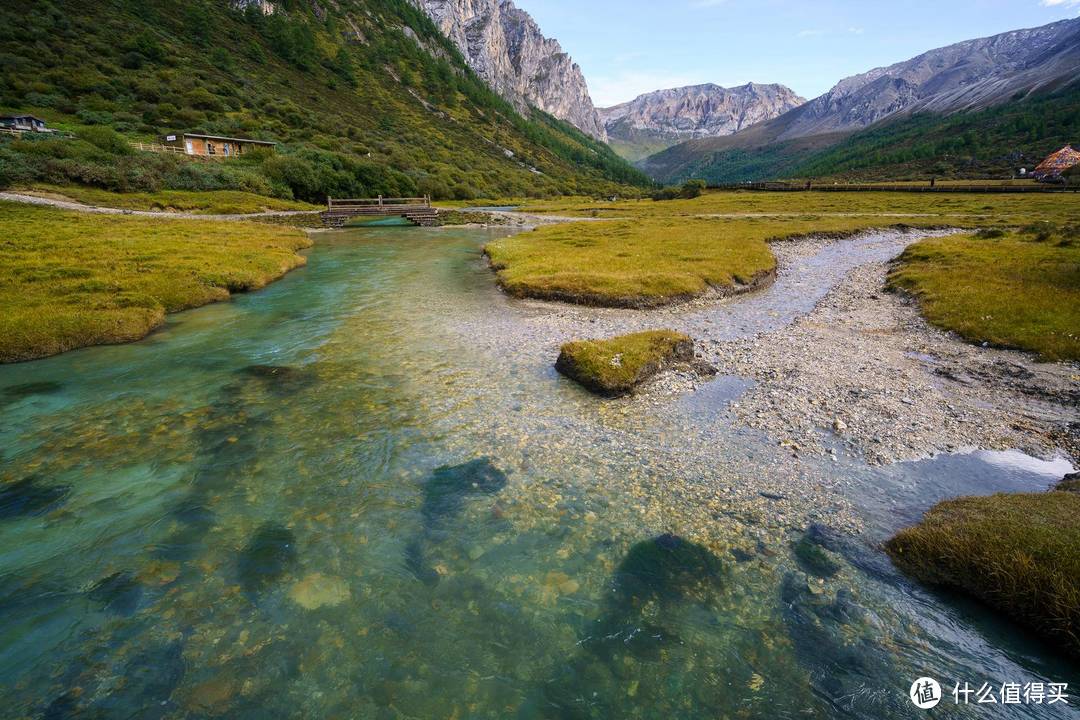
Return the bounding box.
[78,126,132,156]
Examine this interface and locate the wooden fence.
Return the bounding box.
[710,181,1078,193]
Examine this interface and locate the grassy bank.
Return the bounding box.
[483,192,1080,351]
[0,201,311,362]
[486,218,778,306]
[555,330,693,396]
[886,491,1080,657]
[888,226,1080,361]
[16,185,319,214]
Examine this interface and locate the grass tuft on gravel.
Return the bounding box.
[555,330,693,396]
[888,227,1080,361]
[0,201,312,362]
[886,491,1080,657]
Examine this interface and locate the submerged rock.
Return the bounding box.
[420,458,507,529]
[288,573,351,610]
[87,571,143,616]
[0,477,71,519]
[238,523,297,597]
[555,330,698,397]
[405,459,508,585]
[1,380,63,404]
[542,534,727,715]
[239,364,316,395]
[609,533,726,609]
[792,526,842,579]
[405,540,440,587]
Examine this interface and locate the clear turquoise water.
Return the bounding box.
[0,227,1076,719]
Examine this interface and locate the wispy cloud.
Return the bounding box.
[588,71,705,107]
[692,0,728,7]
[797,29,826,37]
[1040,0,1080,6]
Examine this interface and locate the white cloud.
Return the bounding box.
[1040,0,1080,5]
[588,71,706,107]
[797,29,826,37]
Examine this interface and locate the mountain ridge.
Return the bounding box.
[412,0,606,140]
[641,16,1080,182]
[598,82,805,161]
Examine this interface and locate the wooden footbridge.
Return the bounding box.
[320,196,439,227]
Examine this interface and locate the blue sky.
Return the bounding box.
[516,0,1080,106]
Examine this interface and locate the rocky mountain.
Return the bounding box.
[777,17,1080,141]
[599,83,805,161]
[412,0,606,140]
[642,17,1080,182]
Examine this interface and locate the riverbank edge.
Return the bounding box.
[478,221,963,310]
[2,208,315,364]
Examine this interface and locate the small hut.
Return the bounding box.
[0,115,50,133]
[162,132,276,158]
[1031,145,1080,182]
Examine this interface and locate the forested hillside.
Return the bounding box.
[0,0,649,201]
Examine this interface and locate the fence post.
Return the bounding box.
[328,196,333,210]
[378,195,383,207]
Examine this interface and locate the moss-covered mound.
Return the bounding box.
[485,218,776,307]
[886,491,1080,657]
[555,330,695,397]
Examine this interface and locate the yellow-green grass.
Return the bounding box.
[886,492,1080,658]
[18,185,320,215]
[888,230,1080,361]
[514,190,1080,227]
[486,217,781,307]
[555,330,692,396]
[0,202,312,363]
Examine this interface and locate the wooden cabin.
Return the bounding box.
[0,115,49,133]
[162,132,276,158]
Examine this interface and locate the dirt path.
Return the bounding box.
[0,191,321,221]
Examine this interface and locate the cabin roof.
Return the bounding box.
[180,133,276,146]
[0,115,46,122]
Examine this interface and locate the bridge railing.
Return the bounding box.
[328,196,431,209]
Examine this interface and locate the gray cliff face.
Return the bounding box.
[780,17,1080,140]
[599,83,806,142]
[412,0,606,140]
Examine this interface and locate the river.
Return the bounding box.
[0,226,1076,718]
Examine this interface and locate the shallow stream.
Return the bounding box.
[0,227,1075,719]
